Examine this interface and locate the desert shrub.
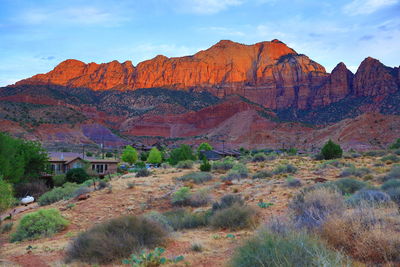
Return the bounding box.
[11,209,68,242]
[191,243,203,252]
[252,170,272,179]
[212,194,244,213]
[381,179,400,191]
[14,180,50,199]
[52,174,66,187]
[66,168,90,184]
[286,176,301,187]
[319,160,349,169]
[252,152,267,162]
[176,172,212,184]
[340,167,371,178]
[212,157,235,171]
[38,182,80,206]
[321,203,400,263]
[171,187,191,206]
[289,186,345,229]
[65,215,166,264]
[122,247,183,266]
[383,165,400,182]
[321,140,343,160]
[210,203,256,230]
[189,188,211,207]
[230,229,348,267]
[364,150,387,157]
[333,178,367,194]
[199,158,211,172]
[221,164,248,181]
[163,209,208,230]
[393,149,400,155]
[386,188,400,205]
[346,189,392,206]
[72,186,91,197]
[160,163,170,169]
[136,168,151,177]
[143,211,173,233]
[0,178,15,212]
[273,164,297,175]
[381,154,400,163]
[168,144,196,165]
[135,161,146,169]
[0,222,13,233]
[176,160,194,169]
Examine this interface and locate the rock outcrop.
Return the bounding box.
[13,40,399,110]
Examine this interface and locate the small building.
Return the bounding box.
[48,152,118,175]
[201,149,241,161]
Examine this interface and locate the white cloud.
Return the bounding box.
[343,0,399,15]
[18,6,130,27]
[178,0,243,14]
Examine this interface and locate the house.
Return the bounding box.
[200,149,241,161]
[48,152,118,175]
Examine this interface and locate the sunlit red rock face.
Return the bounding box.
[16,40,329,109]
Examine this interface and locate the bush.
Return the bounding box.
[177,172,213,184]
[333,178,367,194]
[136,168,151,177]
[14,180,50,199]
[381,179,400,191]
[168,144,196,165]
[66,168,90,184]
[340,167,371,178]
[381,154,400,163]
[147,147,162,164]
[163,209,209,230]
[221,164,248,181]
[160,163,170,169]
[0,222,13,234]
[212,194,244,213]
[383,165,400,181]
[212,157,235,171]
[65,215,166,264]
[289,186,345,229]
[252,170,272,179]
[273,164,297,175]
[11,209,68,242]
[252,152,267,162]
[176,160,194,169]
[364,150,387,157]
[52,174,66,187]
[386,187,400,205]
[210,203,256,230]
[321,203,400,263]
[38,182,80,206]
[230,229,348,267]
[346,189,392,206]
[199,158,211,172]
[321,140,343,160]
[0,178,15,212]
[143,211,173,233]
[286,177,301,187]
[189,188,211,207]
[171,187,191,206]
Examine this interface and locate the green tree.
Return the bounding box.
[121,145,138,165]
[321,140,343,160]
[168,144,196,165]
[389,138,400,149]
[0,176,15,212]
[200,158,211,172]
[147,147,162,164]
[197,142,213,160]
[0,133,48,184]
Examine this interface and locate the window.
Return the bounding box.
[105,164,108,171]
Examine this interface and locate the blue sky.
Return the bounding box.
[0,0,399,86]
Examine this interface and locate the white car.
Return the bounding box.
[21,196,35,205]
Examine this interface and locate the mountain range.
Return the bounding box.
[1,39,400,150]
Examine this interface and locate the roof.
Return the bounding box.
[48,152,118,163]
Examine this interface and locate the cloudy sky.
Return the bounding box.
[0,0,399,86]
